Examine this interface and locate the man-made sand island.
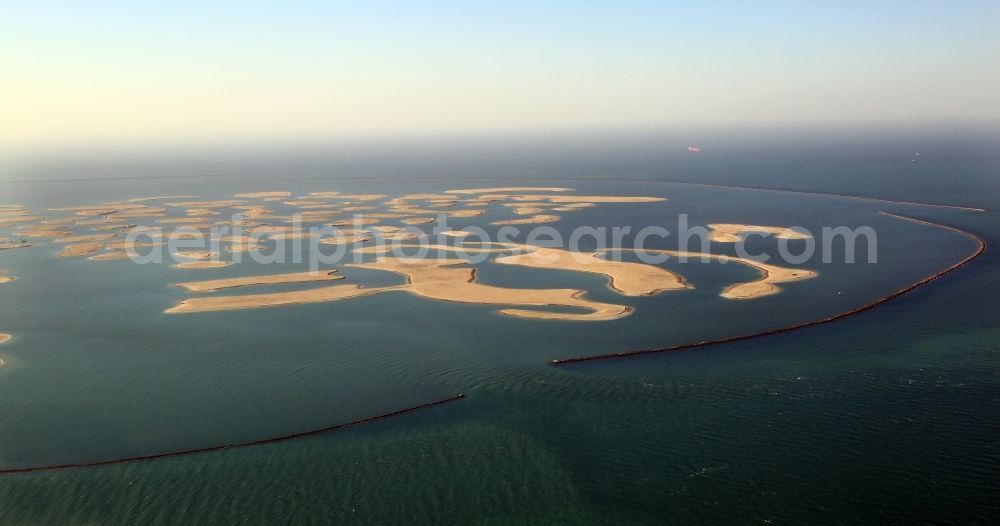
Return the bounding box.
[166,283,391,313]
[234,191,292,199]
[58,243,105,258]
[347,258,631,321]
[167,257,630,321]
[492,214,560,225]
[176,270,343,292]
[174,260,232,269]
[445,187,575,194]
[494,246,689,296]
[708,224,811,243]
[621,249,817,299]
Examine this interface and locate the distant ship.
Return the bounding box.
[687,145,702,153]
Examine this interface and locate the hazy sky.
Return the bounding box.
[3,1,998,150]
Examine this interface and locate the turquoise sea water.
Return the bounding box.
[0,126,998,524]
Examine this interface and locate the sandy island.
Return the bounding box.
[167,256,630,321]
[176,270,344,292]
[620,249,817,299]
[174,260,232,269]
[166,283,391,313]
[708,224,811,243]
[234,191,291,198]
[349,258,630,321]
[492,214,560,225]
[58,243,105,258]
[494,246,689,296]
[53,233,119,243]
[445,187,574,194]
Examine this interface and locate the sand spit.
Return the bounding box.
[495,246,688,296]
[492,215,560,225]
[708,224,811,243]
[167,283,392,313]
[58,243,105,258]
[174,260,232,269]
[234,191,291,199]
[445,187,574,194]
[350,258,630,321]
[53,233,118,243]
[176,270,343,292]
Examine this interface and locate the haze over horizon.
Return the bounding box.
[3,1,998,152]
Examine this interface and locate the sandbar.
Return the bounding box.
[513,207,545,215]
[0,334,10,344]
[176,270,343,292]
